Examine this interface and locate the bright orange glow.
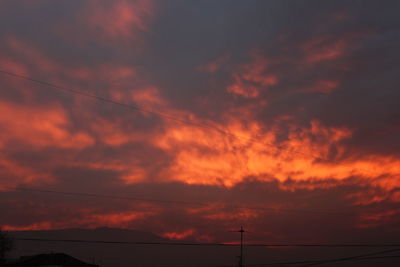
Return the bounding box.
[2,222,54,231]
[2,0,399,241]
[162,229,195,240]
[153,114,400,196]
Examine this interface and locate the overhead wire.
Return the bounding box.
[0,70,378,219]
[299,247,400,267]
[1,70,399,266]
[13,237,400,248]
[0,69,396,224]
[220,255,400,267]
[2,186,358,217]
[0,69,322,160]
[218,248,400,266]
[0,69,392,180]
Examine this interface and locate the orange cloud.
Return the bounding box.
[84,0,153,40]
[203,208,259,221]
[356,210,399,229]
[152,112,400,200]
[65,156,149,184]
[2,222,54,231]
[227,53,278,98]
[131,86,166,108]
[302,32,370,64]
[90,116,150,147]
[162,229,195,240]
[85,210,154,228]
[0,101,94,187]
[0,101,94,149]
[0,157,52,187]
[3,205,157,231]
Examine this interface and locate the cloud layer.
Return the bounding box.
[1,0,400,244]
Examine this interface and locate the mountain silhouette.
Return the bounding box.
[8,228,400,267]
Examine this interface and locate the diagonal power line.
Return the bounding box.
[1,69,392,181]
[299,248,400,267]
[218,248,400,266]
[223,255,400,267]
[0,69,321,160]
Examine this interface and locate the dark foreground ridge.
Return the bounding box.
[3,252,98,267]
[6,228,400,267]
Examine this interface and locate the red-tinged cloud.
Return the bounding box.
[90,116,150,147]
[0,157,52,188]
[0,101,94,187]
[0,0,400,246]
[301,80,339,94]
[2,210,155,231]
[0,101,94,150]
[356,210,400,229]
[301,31,371,64]
[5,37,62,75]
[83,0,153,40]
[2,223,54,231]
[227,53,278,98]
[162,229,195,240]
[3,36,139,94]
[0,57,28,76]
[154,115,400,192]
[198,53,230,73]
[131,86,167,108]
[303,38,348,63]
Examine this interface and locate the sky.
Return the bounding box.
[0,0,400,246]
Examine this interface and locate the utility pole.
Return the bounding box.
[239,226,244,267]
[231,226,245,267]
[229,226,247,267]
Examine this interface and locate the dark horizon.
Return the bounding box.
[7,227,400,267]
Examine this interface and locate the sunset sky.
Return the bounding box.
[0,0,400,246]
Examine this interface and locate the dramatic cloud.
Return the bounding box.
[0,0,400,251]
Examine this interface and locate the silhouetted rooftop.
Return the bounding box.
[4,253,99,267]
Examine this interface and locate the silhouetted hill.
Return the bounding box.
[7,228,400,267]
[9,228,243,267]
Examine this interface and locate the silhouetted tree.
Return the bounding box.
[0,227,14,263]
